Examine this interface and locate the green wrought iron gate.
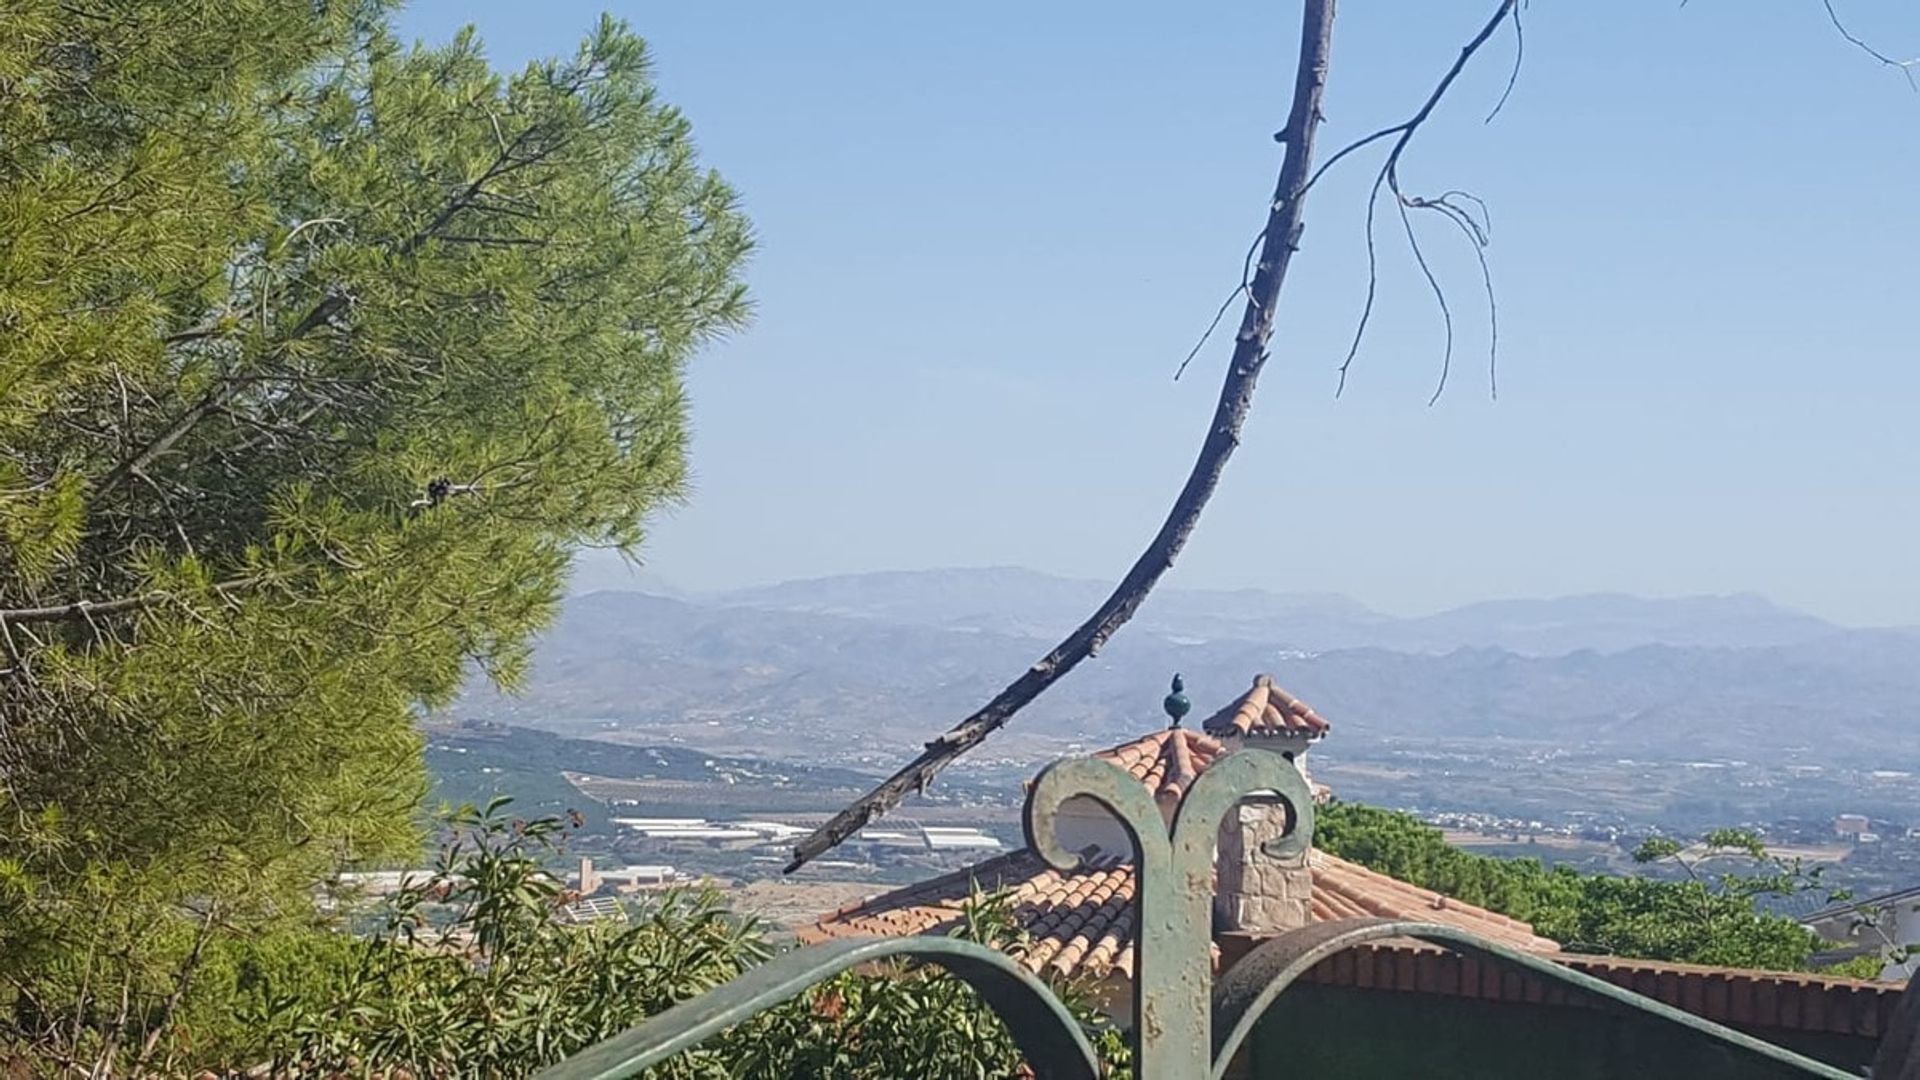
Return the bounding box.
[535,750,1861,1079]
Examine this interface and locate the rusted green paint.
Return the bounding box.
[538,745,1851,1078]
[1211,918,1856,1080]
[1024,751,1314,1076]
[528,935,1099,1080]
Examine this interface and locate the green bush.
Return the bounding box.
[1315,801,1835,971]
[241,801,1130,1079]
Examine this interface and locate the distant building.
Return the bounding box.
[1802,883,1920,981]
[920,826,1003,852]
[568,857,681,895]
[1835,813,1870,839]
[325,869,437,897]
[555,895,626,925]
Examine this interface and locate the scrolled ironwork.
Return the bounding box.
[1024,747,1313,1078]
[530,935,1100,1080]
[1209,917,1857,1080]
[538,746,1861,1078]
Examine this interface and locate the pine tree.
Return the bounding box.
[0,2,749,1068]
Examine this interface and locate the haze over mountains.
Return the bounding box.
[693,567,1848,656]
[450,566,1920,768]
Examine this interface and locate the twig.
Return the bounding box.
[786,0,1341,874]
[1407,191,1498,399]
[1172,284,1247,382]
[1821,0,1920,91]
[1174,231,1267,382]
[95,119,554,497]
[1329,0,1518,398]
[1486,1,1526,123]
[1334,167,1388,396]
[130,904,220,1076]
[789,0,1526,872]
[1393,182,1454,405]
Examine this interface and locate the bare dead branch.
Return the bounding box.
[1174,230,1269,382]
[1172,284,1248,382]
[786,0,1341,874]
[94,290,349,496]
[1327,0,1518,398]
[1392,180,1455,405]
[1408,190,1499,399]
[1822,0,1920,90]
[1335,167,1389,397]
[787,0,1527,873]
[1486,1,1526,123]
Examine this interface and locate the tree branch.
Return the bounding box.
[93,124,558,496]
[1330,0,1517,397]
[130,904,219,1076]
[0,577,264,626]
[93,292,346,496]
[785,0,1341,873]
[1821,0,1920,91]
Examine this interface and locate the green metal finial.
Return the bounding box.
[1163,673,1191,728]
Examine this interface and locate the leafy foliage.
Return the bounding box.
[260,801,766,1077]
[1,2,747,1072]
[1315,801,1842,972]
[243,802,1129,1079]
[727,888,1131,1080]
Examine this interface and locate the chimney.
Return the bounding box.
[1201,674,1330,934]
[1216,797,1313,933]
[578,856,599,896]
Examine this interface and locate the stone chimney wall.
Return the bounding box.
[1216,799,1312,933]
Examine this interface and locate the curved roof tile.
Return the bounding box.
[1201,673,1330,739]
[800,722,1554,981]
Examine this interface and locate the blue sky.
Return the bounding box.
[397,2,1919,626]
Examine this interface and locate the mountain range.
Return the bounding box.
[693,566,1847,656]
[443,566,1920,768]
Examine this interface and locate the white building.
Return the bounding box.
[327,869,437,896]
[921,827,1004,852]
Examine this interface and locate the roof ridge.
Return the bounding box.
[1803,881,1920,920]
[1200,672,1330,739]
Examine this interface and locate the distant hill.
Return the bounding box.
[423,722,888,832]
[683,567,1842,656]
[1392,592,1839,655]
[452,572,1920,769]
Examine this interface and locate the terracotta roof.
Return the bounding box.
[798,845,1557,982]
[1201,673,1329,739]
[1217,936,1908,1039]
[1090,727,1227,804]
[799,729,1556,980]
[797,847,1144,982]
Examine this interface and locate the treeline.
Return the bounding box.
[1314,801,1873,974]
